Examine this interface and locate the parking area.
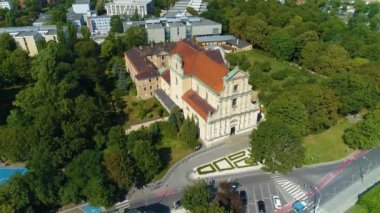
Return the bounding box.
[242,181,286,213]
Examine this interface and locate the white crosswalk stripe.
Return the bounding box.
[270,174,308,201]
[115,200,130,209]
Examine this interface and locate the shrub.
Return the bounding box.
[258,61,271,72]
[271,69,288,80]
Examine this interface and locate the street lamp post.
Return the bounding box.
[313,186,321,213]
[143,185,147,207]
[362,156,372,176]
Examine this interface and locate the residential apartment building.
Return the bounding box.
[123,17,222,43]
[105,0,153,16]
[0,25,62,56]
[0,0,12,9]
[124,40,261,143]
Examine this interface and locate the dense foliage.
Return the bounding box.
[204,0,380,170]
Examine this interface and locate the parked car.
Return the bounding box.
[239,190,248,206]
[257,200,266,213]
[273,195,282,209]
[173,200,181,209]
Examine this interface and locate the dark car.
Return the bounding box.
[239,190,247,206]
[258,200,266,213]
[194,144,202,151]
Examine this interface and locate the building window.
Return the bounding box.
[149,78,151,82]
[144,87,146,91]
[212,28,219,34]
[161,56,165,60]
[150,86,152,89]
[156,77,158,81]
[232,98,237,107]
[233,85,238,92]
[175,77,178,85]
[177,27,179,35]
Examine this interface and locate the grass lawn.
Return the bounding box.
[303,118,355,165]
[348,183,380,213]
[122,87,168,128]
[347,205,369,213]
[154,137,194,181]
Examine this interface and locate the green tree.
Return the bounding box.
[328,73,380,114]
[168,106,183,132]
[296,84,339,133]
[103,148,135,190]
[267,31,296,60]
[110,15,123,33]
[267,92,308,136]
[300,41,324,71]
[123,26,148,49]
[250,119,304,173]
[0,174,35,213]
[0,33,16,51]
[182,181,212,211]
[316,44,351,75]
[246,17,269,49]
[80,26,91,40]
[129,140,161,182]
[343,108,380,149]
[178,118,198,144]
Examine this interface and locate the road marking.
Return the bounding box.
[288,187,299,195]
[267,183,275,210]
[294,191,304,200]
[281,182,291,187]
[284,184,295,191]
[260,184,264,200]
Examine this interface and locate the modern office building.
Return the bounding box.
[0,25,62,56]
[123,17,222,43]
[87,14,111,34]
[0,0,12,9]
[125,40,261,143]
[105,0,153,16]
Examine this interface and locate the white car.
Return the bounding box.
[273,195,282,209]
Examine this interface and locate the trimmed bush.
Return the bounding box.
[197,164,217,175]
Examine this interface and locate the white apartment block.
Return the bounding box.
[105,0,153,16]
[0,0,12,9]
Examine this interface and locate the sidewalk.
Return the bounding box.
[319,157,380,213]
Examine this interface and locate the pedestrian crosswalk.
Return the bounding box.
[115,200,130,210]
[270,174,308,201]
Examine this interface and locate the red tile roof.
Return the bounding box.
[162,69,170,85]
[171,40,228,93]
[182,90,215,121]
